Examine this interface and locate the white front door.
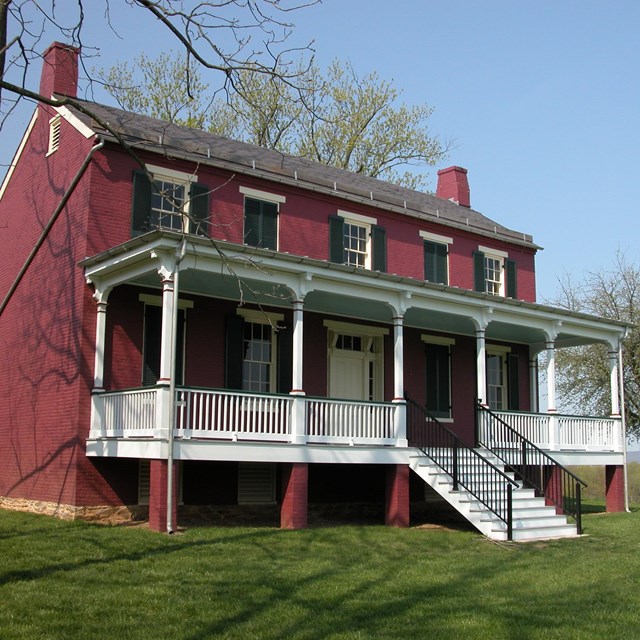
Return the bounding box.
[328,331,383,401]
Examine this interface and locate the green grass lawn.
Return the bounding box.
[1,508,639,640]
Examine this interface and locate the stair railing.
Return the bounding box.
[476,402,587,534]
[406,397,518,540]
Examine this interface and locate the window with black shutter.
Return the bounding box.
[131,169,210,237]
[328,212,386,272]
[243,197,278,250]
[424,240,448,284]
[425,342,452,419]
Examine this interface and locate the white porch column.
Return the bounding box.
[159,275,175,384]
[545,340,557,413]
[476,327,487,406]
[544,335,559,449]
[290,299,306,445]
[292,300,304,394]
[154,262,176,438]
[392,314,407,447]
[393,315,404,401]
[90,285,112,438]
[92,286,112,391]
[609,347,621,416]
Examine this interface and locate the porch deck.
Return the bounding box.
[89,387,624,461]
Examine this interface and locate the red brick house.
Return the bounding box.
[0,43,629,540]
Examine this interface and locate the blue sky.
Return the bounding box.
[2,0,639,299]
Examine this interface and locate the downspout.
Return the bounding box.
[618,340,630,512]
[0,137,106,318]
[167,236,187,534]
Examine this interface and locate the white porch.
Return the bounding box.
[86,385,624,465]
[82,231,629,469]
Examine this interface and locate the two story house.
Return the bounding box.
[0,43,629,540]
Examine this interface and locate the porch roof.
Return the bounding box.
[81,230,629,350]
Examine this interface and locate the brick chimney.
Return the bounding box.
[436,166,470,208]
[39,42,80,99]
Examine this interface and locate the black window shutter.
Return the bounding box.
[329,215,345,263]
[244,198,262,247]
[261,201,278,250]
[189,182,210,236]
[175,309,185,385]
[506,258,517,298]
[225,314,245,390]
[142,305,162,386]
[425,241,448,284]
[508,353,520,410]
[473,251,485,292]
[131,170,152,237]
[276,323,293,394]
[143,306,185,385]
[371,225,387,272]
[425,343,451,418]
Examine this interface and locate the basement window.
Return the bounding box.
[47,116,62,155]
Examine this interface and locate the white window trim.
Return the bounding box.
[421,334,455,346]
[146,164,198,183]
[240,186,286,204]
[139,293,194,310]
[420,230,453,245]
[337,210,377,225]
[237,308,284,324]
[478,245,509,259]
[323,320,389,336]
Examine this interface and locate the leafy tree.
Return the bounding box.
[100,54,450,189]
[550,253,640,438]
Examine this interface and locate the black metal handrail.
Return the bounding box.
[476,402,587,534]
[406,397,518,540]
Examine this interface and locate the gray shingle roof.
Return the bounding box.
[70,98,539,249]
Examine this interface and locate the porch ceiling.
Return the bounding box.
[82,231,629,349]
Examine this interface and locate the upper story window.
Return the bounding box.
[240,186,285,250]
[131,165,210,237]
[474,246,517,298]
[329,210,386,272]
[420,230,452,285]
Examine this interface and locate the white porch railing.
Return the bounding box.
[176,388,293,442]
[491,410,623,452]
[92,388,157,438]
[90,387,400,445]
[306,397,397,445]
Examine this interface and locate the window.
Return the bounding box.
[473,246,517,298]
[139,293,193,386]
[486,352,505,410]
[151,178,185,231]
[131,166,209,237]
[225,309,287,393]
[329,211,386,272]
[242,321,274,392]
[423,336,454,419]
[486,346,519,411]
[240,187,285,250]
[421,231,452,285]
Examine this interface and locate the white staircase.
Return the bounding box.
[410,449,580,541]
